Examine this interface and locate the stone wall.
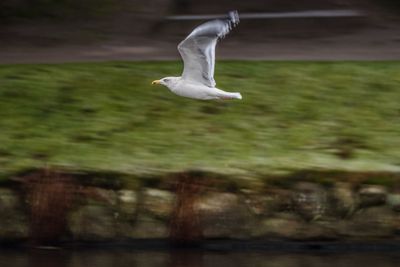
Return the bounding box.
[1,171,400,245]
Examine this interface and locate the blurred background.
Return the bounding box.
[1,0,400,62]
[1,2,400,265]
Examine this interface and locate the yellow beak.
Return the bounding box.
[151,80,161,85]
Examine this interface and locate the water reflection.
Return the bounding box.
[1,250,400,267]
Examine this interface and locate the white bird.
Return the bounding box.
[152,11,242,100]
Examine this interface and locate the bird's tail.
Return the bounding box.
[217,91,242,100]
[232,92,242,100]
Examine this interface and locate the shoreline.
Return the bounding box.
[3,240,400,252]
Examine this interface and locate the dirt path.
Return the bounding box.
[1,19,400,63]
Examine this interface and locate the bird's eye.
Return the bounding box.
[164,79,170,82]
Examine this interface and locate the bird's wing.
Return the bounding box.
[177,11,239,87]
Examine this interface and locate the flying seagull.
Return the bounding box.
[152,11,242,100]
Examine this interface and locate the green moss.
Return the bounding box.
[0,61,399,180]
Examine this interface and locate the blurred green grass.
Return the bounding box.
[0,61,399,179]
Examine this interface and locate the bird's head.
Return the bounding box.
[151,77,179,88]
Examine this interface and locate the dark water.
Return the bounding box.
[1,250,400,267]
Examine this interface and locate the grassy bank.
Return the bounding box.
[0,61,399,180]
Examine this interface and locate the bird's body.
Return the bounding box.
[152,11,242,100]
[156,77,242,100]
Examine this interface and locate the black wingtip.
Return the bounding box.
[228,10,239,26]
